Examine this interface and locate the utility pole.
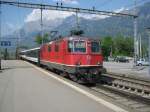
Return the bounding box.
[133,0,138,66]
[146,28,150,76]
[40,6,43,45]
[134,17,138,65]
[139,34,142,59]
[75,11,80,31]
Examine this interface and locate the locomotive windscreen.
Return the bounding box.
[68,41,86,53]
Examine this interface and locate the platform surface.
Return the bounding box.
[0,60,119,112]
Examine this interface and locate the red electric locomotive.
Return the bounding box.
[40,36,103,83]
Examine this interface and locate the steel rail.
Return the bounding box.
[101,73,150,98]
[92,85,150,112]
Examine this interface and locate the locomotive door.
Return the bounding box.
[55,42,59,63]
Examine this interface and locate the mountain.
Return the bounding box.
[3,2,150,49]
[55,2,150,38]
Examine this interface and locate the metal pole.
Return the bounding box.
[133,0,138,66]
[149,32,150,76]
[40,7,43,45]
[139,34,142,58]
[134,17,138,65]
[76,11,79,31]
[146,28,150,76]
[0,2,2,70]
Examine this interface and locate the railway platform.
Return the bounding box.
[104,61,150,80]
[0,60,128,112]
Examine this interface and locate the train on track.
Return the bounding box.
[19,36,104,83]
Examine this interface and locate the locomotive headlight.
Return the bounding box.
[97,61,103,65]
[76,61,81,66]
[78,62,81,65]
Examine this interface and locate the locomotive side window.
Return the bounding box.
[48,45,51,52]
[55,43,59,52]
[68,41,73,52]
[91,42,100,53]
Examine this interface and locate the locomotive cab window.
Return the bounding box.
[68,41,74,52]
[74,41,86,52]
[91,41,100,53]
[68,41,86,53]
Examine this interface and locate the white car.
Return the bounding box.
[136,59,149,66]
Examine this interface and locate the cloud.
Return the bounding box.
[114,7,128,13]
[53,0,79,5]
[25,7,128,23]
[78,14,109,20]
[25,8,110,23]
[25,9,74,22]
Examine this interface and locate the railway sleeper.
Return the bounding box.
[110,82,150,97]
[111,80,150,92]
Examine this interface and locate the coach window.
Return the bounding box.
[48,45,51,52]
[55,43,59,52]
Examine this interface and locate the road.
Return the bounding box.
[0,60,124,112]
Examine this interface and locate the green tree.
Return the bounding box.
[113,35,133,56]
[101,36,113,57]
[35,33,49,45]
[101,35,134,58]
[125,37,134,56]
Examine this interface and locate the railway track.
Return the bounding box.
[100,73,150,98]
[94,73,150,112]
[91,84,150,112]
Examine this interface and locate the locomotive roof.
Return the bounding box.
[49,36,99,42]
[66,36,100,41]
[43,36,100,46]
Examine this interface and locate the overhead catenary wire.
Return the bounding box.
[0,0,137,18]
